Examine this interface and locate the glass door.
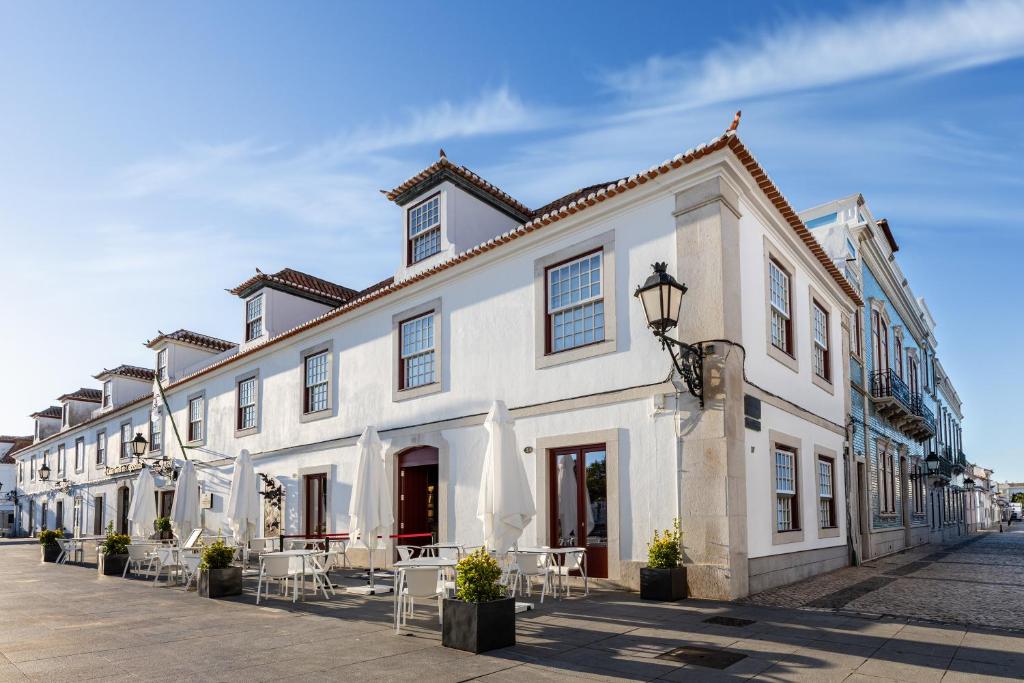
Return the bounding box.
[550,445,608,578]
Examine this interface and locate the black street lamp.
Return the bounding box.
[634,262,705,408]
[38,462,51,481]
[131,432,149,459]
[924,451,940,476]
[964,477,976,491]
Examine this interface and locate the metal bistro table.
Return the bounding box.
[514,546,586,600]
[392,556,458,627]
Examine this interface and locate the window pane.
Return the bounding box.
[408,196,440,237]
[305,351,329,412]
[238,378,257,429]
[775,449,795,493]
[404,351,435,388]
[551,300,604,352]
[401,314,434,357]
[411,227,441,262]
[769,260,789,316]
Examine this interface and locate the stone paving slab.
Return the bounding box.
[3,539,1024,681]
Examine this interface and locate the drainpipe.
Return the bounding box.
[845,417,858,566]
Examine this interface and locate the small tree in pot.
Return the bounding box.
[197,537,242,598]
[154,516,173,541]
[442,548,515,653]
[640,519,686,601]
[38,529,64,563]
[98,523,131,576]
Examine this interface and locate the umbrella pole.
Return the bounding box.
[369,541,375,592]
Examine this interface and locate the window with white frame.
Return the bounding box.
[237,377,258,431]
[852,309,863,358]
[188,396,204,442]
[769,258,793,355]
[775,447,799,532]
[96,431,106,465]
[304,350,329,413]
[62,404,69,427]
[812,301,830,381]
[400,313,436,389]
[57,444,65,474]
[818,457,835,528]
[74,437,84,472]
[407,194,441,264]
[149,410,162,452]
[245,295,264,341]
[120,422,132,460]
[156,348,168,382]
[102,380,112,408]
[30,455,36,480]
[546,251,604,353]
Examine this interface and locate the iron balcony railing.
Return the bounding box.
[910,394,936,434]
[957,449,967,467]
[871,368,911,411]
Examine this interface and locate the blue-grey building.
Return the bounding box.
[804,195,969,562]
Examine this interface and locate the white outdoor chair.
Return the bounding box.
[55,539,70,565]
[396,545,419,562]
[256,554,292,605]
[395,567,442,634]
[180,552,202,591]
[123,544,155,578]
[513,552,552,602]
[552,549,588,597]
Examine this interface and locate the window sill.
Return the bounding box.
[812,373,835,395]
[771,528,805,545]
[818,526,841,539]
[235,427,259,438]
[394,381,442,402]
[767,343,798,373]
[300,408,333,424]
[537,338,616,370]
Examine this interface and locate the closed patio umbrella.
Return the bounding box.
[127,466,158,539]
[348,426,393,593]
[477,400,535,553]
[226,450,259,546]
[170,460,201,541]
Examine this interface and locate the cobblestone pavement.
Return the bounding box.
[744,529,1024,631]
[2,538,1024,681]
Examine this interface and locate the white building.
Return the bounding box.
[0,436,29,535]
[13,121,864,599]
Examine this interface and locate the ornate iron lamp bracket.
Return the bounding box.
[656,332,705,409]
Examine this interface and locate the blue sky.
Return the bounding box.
[1,1,1021,478]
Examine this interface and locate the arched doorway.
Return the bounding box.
[397,447,439,548]
[116,486,130,535]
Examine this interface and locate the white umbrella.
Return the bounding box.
[226,450,260,546]
[127,466,158,539]
[477,400,535,553]
[170,460,201,541]
[348,426,393,592]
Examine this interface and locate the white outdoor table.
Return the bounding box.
[514,547,586,599]
[265,549,317,602]
[419,543,463,558]
[392,557,458,626]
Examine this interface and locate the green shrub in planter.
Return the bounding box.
[442,548,514,653]
[155,516,172,539]
[641,519,686,601]
[98,522,131,576]
[38,529,64,563]
[198,537,242,598]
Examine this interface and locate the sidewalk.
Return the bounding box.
[1,537,1022,681]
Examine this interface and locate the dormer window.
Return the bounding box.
[408,194,441,264]
[102,380,112,408]
[156,348,168,382]
[245,295,264,341]
[62,405,69,427]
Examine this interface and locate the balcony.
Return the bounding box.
[870,369,933,442]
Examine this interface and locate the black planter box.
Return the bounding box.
[198,567,243,598]
[442,597,515,653]
[98,553,129,577]
[40,543,61,563]
[640,566,687,601]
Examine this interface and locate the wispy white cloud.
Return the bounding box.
[601,0,1024,111]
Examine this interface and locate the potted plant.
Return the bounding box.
[442,548,515,653]
[640,519,686,601]
[98,522,131,576]
[38,529,64,563]
[154,516,173,540]
[197,537,242,598]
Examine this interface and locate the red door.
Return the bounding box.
[398,447,439,548]
[550,445,608,578]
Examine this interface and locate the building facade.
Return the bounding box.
[804,195,980,562]
[8,121,977,596]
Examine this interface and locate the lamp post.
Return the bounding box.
[634,262,706,408]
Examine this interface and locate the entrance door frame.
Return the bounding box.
[297,464,334,537]
[397,446,440,545]
[385,432,450,543]
[535,428,621,581]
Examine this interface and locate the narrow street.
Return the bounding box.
[745,529,1024,632]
